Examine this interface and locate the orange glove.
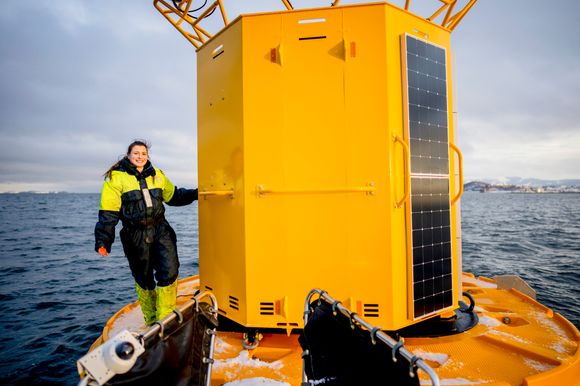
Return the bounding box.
[97,246,109,257]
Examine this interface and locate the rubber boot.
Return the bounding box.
[135,283,157,325]
[156,279,178,321]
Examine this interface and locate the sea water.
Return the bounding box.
[0,192,578,385]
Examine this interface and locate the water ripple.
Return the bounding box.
[0,192,578,385]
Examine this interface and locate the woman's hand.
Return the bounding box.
[97,246,109,257]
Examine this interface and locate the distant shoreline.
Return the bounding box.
[464,181,580,194]
[2,190,580,195]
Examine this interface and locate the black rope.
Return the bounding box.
[204,5,217,18]
[171,0,209,20]
[189,0,207,14]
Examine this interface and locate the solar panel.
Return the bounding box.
[404,34,453,318]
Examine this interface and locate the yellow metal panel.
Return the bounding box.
[241,13,289,328]
[197,2,458,331]
[340,4,394,326]
[197,20,247,323]
[244,8,352,328]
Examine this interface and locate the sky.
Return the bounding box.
[0,0,579,193]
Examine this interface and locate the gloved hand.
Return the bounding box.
[97,246,109,256]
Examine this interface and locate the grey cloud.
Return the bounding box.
[1,0,579,192]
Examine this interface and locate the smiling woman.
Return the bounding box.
[94,140,199,326]
[126,142,149,172]
[103,140,151,179]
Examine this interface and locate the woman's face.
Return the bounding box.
[128,145,148,171]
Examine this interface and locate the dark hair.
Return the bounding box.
[103,140,151,179]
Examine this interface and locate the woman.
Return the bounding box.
[94,140,198,325]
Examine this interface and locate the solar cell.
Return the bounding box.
[404,35,453,318]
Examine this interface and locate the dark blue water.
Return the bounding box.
[0,193,199,385]
[0,192,578,385]
[460,192,580,324]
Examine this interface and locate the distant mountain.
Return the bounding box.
[464,181,490,191]
[464,178,580,193]
[470,177,580,187]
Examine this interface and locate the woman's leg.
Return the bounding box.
[135,282,157,325]
[121,227,157,324]
[151,224,180,320]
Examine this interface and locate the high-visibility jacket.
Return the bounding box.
[94,158,197,288]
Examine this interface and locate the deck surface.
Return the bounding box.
[98,274,580,386]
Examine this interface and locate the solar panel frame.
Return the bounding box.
[401,34,454,320]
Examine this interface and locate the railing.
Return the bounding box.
[78,290,219,386]
[199,189,235,199]
[154,0,478,49]
[256,183,376,197]
[142,290,218,340]
[139,291,219,386]
[302,289,441,386]
[449,142,464,205]
[393,135,410,208]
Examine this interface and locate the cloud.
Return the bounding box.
[458,117,580,179]
[453,0,580,180]
[43,0,90,33]
[1,0,579,192]
[0,1,197,192]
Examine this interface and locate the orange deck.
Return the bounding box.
[93,274,580,386]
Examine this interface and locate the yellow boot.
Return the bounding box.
[156,279,178,321]
[135,283,157,325]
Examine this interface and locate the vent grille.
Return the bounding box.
[229,296,239,310]
[260,302,275,315]
[363,303,380,318]
[277,322,299,327]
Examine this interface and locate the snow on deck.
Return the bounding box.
[222,377,290,386]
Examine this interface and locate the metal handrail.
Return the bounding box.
[393,135,410,208]
[139,290,219,386]
[257,183,376,197]
[79,290,219,386]
[140,290,218,340]
[449,142,464,205]
[302,289,441,386]
[199,189,235,198]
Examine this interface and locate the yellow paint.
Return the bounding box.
[95,274,580,386]
[196,2,461,331]
[153,0,478,50]
[86,1,580,385]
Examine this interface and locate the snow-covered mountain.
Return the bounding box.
[469,177,580,187]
